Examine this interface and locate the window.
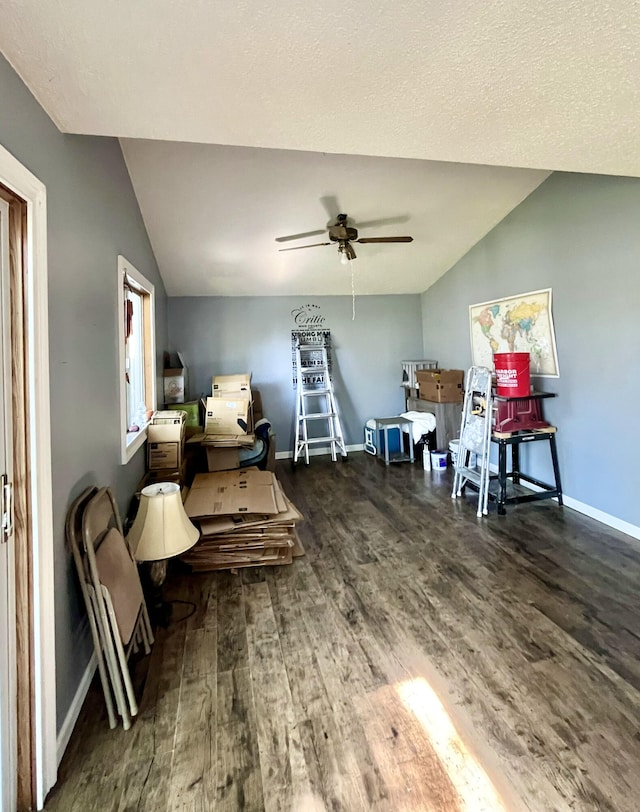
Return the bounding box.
[117,255,156,463]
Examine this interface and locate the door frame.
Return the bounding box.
[0,144,56,809]
[0,195,17,812]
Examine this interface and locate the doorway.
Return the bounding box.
[0,145,56,811]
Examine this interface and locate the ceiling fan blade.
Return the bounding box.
[275,229,327,243]
[319,195,341,222]
[355,215,410,230]
[278,242,331,252]
[356,236,414,244]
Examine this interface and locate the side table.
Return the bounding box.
[491,427,563,515]
[373,417,415,466]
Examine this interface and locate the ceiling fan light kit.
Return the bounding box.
[277,213,413,265]
[338,241,357,265]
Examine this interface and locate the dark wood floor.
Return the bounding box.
[45,453,640,811]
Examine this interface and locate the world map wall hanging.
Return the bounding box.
[469,288,559,377]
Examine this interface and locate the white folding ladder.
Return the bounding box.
[451,366,493,517]
[293,338,347,465]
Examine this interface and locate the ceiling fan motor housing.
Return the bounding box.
[329,225,358,242]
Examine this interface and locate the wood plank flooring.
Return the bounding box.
[45,454,640,811]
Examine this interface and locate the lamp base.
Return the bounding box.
[145,560,172,628]
[152,598,173,629]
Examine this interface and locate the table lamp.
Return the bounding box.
[127,482,199,625]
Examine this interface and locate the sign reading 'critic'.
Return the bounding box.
[291,303,327,328]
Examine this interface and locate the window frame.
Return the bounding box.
[117,255,156,464]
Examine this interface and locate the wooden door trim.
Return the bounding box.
[0,185,34,810]
[0,144,56,810]
[0,195,18,812]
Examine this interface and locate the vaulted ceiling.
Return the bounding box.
[2,1,638,295]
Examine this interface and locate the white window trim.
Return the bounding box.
[117,255,156,464]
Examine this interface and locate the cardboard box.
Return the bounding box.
[163,353,188,404]
[193,432,254,447]
[211,389,249,401]
[211,374,254,431]
[148,441,182,470]
[418,383,463,403]
[149,409,187,424]
[204,396,251,435]
[416,369,464,403]
[137,462,187,493]
[212,373,251,394]
[191,470,275,489]
[147,411,185,441]
[205,447,240,472]
[416,368,464,386]
[211,392,255,433]
[147,410,185,470]
[185,479,279,518]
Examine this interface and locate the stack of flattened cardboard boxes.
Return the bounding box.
[181,468,304,571]
[145,410,187,485]
[202,373,254,472]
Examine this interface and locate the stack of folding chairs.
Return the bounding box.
[65,486,153,730]
[451,366,494,517]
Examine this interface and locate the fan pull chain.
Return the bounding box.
[351,264,356,320]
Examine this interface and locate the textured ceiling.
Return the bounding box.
[1,1,636,295]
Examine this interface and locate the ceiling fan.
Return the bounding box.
[276,213,413,264]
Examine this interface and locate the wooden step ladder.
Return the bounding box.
[293,338,347,465]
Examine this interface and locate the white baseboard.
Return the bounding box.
[56,651,97,766]
[561,494,640,543]
[486,463,640,544]
[276,443,365,460]
[521,481,640,543]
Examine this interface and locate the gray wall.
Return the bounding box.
[168,295,423,449]
[0,55,168,729]
[421,171,640,527]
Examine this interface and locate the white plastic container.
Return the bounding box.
[449,439,477,469]
[430,450,448,470]
[422,445,431,470]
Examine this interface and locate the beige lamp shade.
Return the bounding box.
[128,482,199,562]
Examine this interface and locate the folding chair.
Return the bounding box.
[65,486,118,729]
[82,487,154,729]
